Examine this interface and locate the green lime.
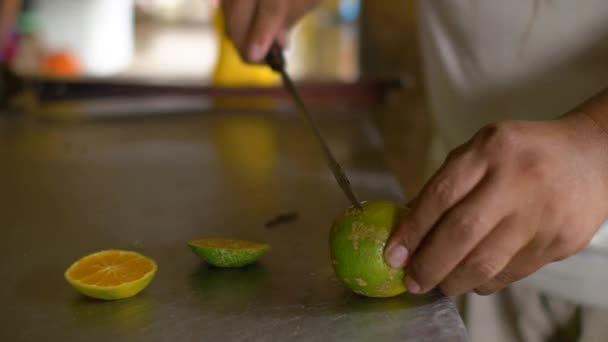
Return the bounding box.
[330,200,407,298]
[188,239,270,267]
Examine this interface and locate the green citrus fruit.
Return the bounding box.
[188,239,270,267]
[64,250,157,300]
[330,200,407,298]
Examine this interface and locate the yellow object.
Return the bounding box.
[330,201,407,298]
[188,239,270,268]
[212,8,279,87]
[64,250,157,300]
[213,117,277,177]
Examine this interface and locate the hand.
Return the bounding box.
[221,0,319,63]
[384,113,608,296]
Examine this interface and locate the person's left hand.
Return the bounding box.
[384,113,608,296]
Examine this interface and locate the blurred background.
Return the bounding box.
[0,0,428,196]
[1,0,363,83]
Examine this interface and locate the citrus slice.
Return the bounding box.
[330,200,407,298]
[64,250,157,300]
[188,239,270,267]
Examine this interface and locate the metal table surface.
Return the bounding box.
[0,106,468,341]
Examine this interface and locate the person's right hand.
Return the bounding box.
[221,0,320,63]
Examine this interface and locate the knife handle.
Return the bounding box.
[264,42,286,72]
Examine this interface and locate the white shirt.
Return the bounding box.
[417,0,608,168]
[417,4,608,341]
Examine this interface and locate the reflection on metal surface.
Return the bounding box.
[190,264,268,312]
[9,123,76,160]
[69,296,155,331]
[212,116,278,179]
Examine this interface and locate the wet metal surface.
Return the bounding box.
[0,108,467,341]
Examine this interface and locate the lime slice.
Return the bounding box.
[64,250,157,300]
[188,239,270,267]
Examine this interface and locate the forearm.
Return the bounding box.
[564,88,608,192]
[572,88,608,138]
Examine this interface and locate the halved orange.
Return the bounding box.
[64,250,157,300]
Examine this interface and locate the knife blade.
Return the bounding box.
[265,43,363,210]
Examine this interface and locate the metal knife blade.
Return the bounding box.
[265,43,362,210]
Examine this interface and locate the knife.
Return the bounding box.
[265,43,363,210]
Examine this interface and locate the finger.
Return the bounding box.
[438,215,535,296]
[221,0,236,34]
[474,258,543,295]
[384,144,487,269]
[221,0,235,15]
[405,174,507,294]
[474,238,551,295]
[223,0,258,57]
[405,194,419,209]
[276,28,289,48]
[246,0,287,62]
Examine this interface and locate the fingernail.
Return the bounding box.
[248,42,265,62]
[385,244,408,268]
[406,277,421,294]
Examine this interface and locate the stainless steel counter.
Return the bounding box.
[0,106,468,341]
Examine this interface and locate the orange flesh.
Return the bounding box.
[67,251,155,286]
